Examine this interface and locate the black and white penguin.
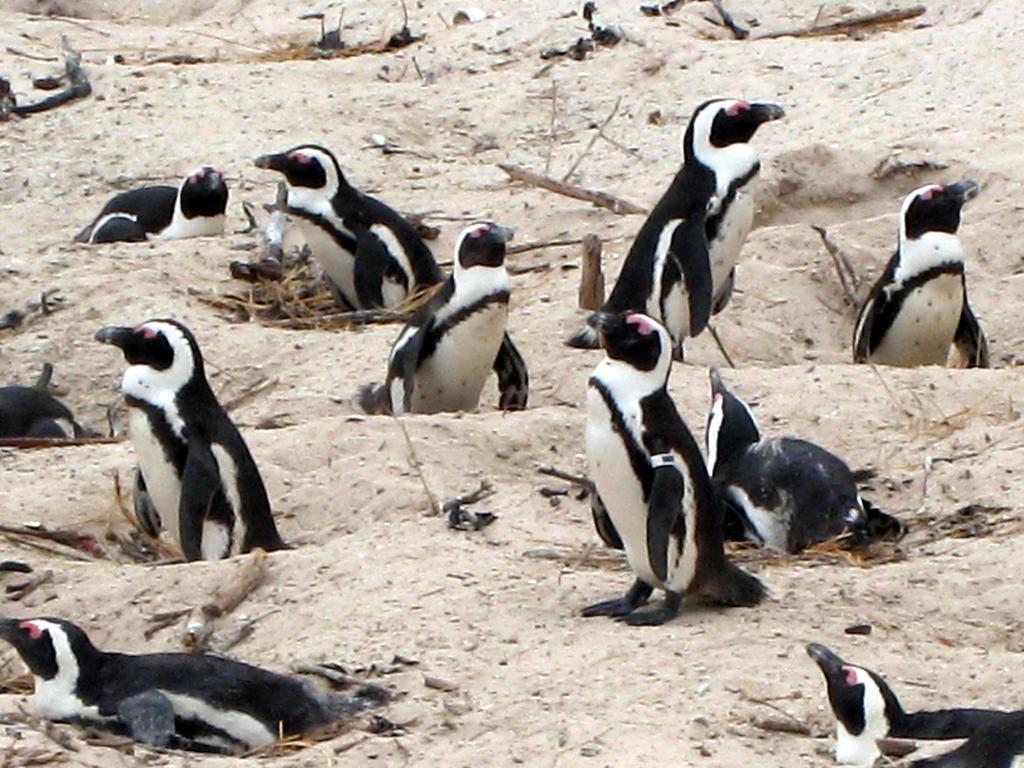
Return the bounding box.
[0,616,385,753]
[95,319,286,561]
[74,167,229,244]
[582,311,764,625]
[806,643,1021,767]
[359,222,528,414]
[705,369,901,553]
[568,98,785,354]
[253,144,442,310]
[853,181,989,368]
[0,386,85,439]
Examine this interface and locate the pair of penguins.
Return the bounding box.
[808,643,1023,767]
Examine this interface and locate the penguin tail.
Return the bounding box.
[72,223,94,244]
[848,497,905,546]
[357,383,387,414]
[565,325,599,350]
[698,560,766,608]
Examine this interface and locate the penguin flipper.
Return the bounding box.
[852,295,876,363]
[178,440,223,561]
[493,333,529,411]
[646,460,685,584]
[133,468,162,538]
[398,322,432,413]
[116,690,176,749]
[672,209,713,338]
[711,268,735,317]
[89,215,148,244]
[953,289,990,368]
[590,489,624,550]
[353,231,390,309]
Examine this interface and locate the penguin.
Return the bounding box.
[0,386,85,439]
[359,222,527,414]
[95,319,286,561]
[806,643,1021,767]
[853,181,989,368]
[704,369,902,553]
[253,144,442,311]
[74,167,228,245]
[567,99,785,355]
[0,616,386,754]
[582,311,764,625]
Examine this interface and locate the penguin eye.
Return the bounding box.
[726,101,751,117]
[19,621,43,640]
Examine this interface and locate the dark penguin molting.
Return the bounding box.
[582,311,764,626]
[854,181,990,368]
[0,386,85,439]
[254,144,442,311]
[806,643,1022,768]
[359,222,527,414]
[705,369,901,553]
[0,617,386,754]
[568,99,784,354]
[95,320,286,561]
[74,167,228,244]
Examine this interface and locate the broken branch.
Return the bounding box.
[812,224,861,307]
[12,37,92,116]
[182,549,268,652]
[498,163,646,216]
[754,5,926,40]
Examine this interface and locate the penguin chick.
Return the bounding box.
[96,319,286,561]
[74,167,228,244]
[0,617,387,754]
[583,311,764,626]
[853,181,989,368]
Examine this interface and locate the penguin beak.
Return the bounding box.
[750,102,785,123]
[0,617,19,643]
[586,312,619,333]
[95,326,135,350]
[253,153,286,172]
[708,366,728,398]
[806,643,847,678]
[491,224,515,244]
[947,179,980,204]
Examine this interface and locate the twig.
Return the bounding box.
[5,47,58,62]
[507,237,586,255]
[498,163,646,216]
[216,608,280,653]
[0,523,106,558]
[507,263,551,275]
[26,15,111,37]
[545,82,558,176]
[393,417,441,516]
[144,609,191,640]
[5,569,53,601]
[753,5,926,40]
[562,97,622,182]
[812,224,861,306]
[223,376,279,413]
[12,37,91,116]
[0,435,123,449]
[182,549,269,652]
[536,464,594,491]
[751,716,811,736]
[709,0,749,39]
[442,480,496,511]
[706,324,736,368]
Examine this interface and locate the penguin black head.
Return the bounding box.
[684,99,785,162]
[178,166,229,220]
[589,311,671,375]
[806,643,903,766]
[254,144,347,196]
[96,319,208,402]
[705,368,760,474]
[901,180,979,241]
[456,222,514,270]
[0,617,98,681]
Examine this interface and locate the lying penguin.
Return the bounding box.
[0,616,386,754]
[583,311,764,625]
[74,167,229,244]
[0,368,86,439]
[853,181,989,368]
[806,643,1022,767]
[568,98,785,356]
[96,319,287,560]
[359,222,528,414]
[705,369,901,553]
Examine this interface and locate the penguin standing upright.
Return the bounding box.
[74,167,228,244]
[705,369,901,553]
[0,616,385,754]
[253,144,442,310]
[853,181,989,368]
[95,320,286,561]
[568,99,784,355]
[582,311,764,626]
[359,222,527,414]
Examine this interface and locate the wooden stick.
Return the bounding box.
[508,237,586,255]
[578,234,605,311]
[183,549,268,652]
[5,569,53,601]
[709,0,749,39]
[536,464,594,491]
[393,417,441,516]
[12,37,92,116]
[0,523,105,558]
[750,716,811,736]
[706,324,736,368]
[0,435,123,449]
[812,224,861,307]
[498,163,646,216]
[222,376,279,413]
[754,5,926,40]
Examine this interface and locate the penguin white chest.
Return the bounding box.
[873,273,963,367]
[152,213,225,241]
[412,302,508,413]
[585,390,660,587]
[709,188,754,297]
[293,218,359,307]
[128,407,182,544]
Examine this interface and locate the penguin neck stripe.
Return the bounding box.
[287,207,358,253]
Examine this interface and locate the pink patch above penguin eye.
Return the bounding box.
[19,621,43,640]
[469,225,487,239]
[842,666,859,685]
[135,326,157,340]
[626,314,655,336]
[291,152,311,165]
[921,185,943,200]
[726,101,751,116]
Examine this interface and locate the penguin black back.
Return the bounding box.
[0,386,83,438]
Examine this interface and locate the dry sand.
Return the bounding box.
[1,0,1023,765]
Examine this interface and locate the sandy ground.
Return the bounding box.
[1,0,1023,765]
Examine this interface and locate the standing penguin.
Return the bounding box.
[74,167,228,244]
[583,311,764,625]
[95,319,286,561]
[705,369,901,553]
[0,616,386,754]
[568,99,785,355]
[853,181,989,368]
[359,222,527,414]
[253,144,442,311]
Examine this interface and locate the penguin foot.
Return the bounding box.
[581,579,652,618]
[672,343,685,363]
[616,593,682,626]
[117,690,176,748]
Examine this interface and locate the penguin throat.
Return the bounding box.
[692,139,760,204]
[835,721,881,767]
[893,231,964,288]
